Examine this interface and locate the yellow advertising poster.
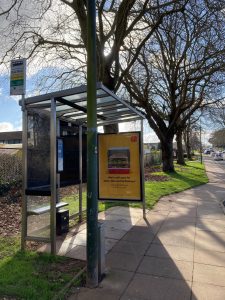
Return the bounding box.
[98,132,142,201]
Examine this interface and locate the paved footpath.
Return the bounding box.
[69,158,225,300]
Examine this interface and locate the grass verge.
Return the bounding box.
[98,160,208,211]
[0,237,85,300]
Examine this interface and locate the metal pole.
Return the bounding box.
[21,95,28,251]
[57,119,60,203]
[50,97,57,255]
[86,0,98,287]
[79,125,83,223]
[141,120,146,218]
[200,118,202,164]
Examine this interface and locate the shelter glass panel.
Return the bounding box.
[27,109,50,189]
[27,195,50,239]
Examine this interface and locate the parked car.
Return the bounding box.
[204,149,211,154]
[214,153,223,161]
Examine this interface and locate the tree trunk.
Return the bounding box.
[103,123,119,133]
[176,129,185,165]
[186,130,192,160]
[102,68,119,133]
[184,125,192,160]
[161,135,175,172]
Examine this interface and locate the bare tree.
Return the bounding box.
[0,0,187,132]
[122,0,225,171]
[209,129,225,148]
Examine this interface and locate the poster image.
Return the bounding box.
[108,147,130,174]
[98,132,142,201]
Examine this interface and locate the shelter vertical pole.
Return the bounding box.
[21,95,28,251]
[50,97,57,255]
[141,120,146,218]
[200,118,202,164]
[79,125,83,222]
[86,0,98,287]
[56,119,60,203]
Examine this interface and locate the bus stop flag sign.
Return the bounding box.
[10,59,26,95]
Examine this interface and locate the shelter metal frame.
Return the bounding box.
[20,82,145,254]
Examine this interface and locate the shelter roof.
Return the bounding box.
[20,83,144,126]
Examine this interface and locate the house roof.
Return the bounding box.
[0,131,22,141]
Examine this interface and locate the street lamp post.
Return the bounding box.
[86,0,98,287]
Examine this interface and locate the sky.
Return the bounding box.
[0,74,22,132]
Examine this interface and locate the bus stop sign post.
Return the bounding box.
[86,0,99,288]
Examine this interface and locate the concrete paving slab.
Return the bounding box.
[196,218,225,233]
[105,238,119,252]
[169,207,197,217]
[68,270,134,300]
[194,248,225,267]
[65,232,86,246]
[38,239,75,255]
[193,263,225,286]
[134,219,162,234]
[137,256,193,281]
[159,222,196,233]
[104,227,127,240]
[111,240,149,256]
[146,244,194,262]
[195,230,225,252]
[121,230,154,243]
[104,206,144,218]
[68,288,120,300]
[197,211,225,219]
[99,269,133,294]
[121,273,191,300]
[102,220,134,231]
[99,213,140,223]
[167,211,197,220]
[153,233,195,248]
[191,282,225,300]
[106,251,142,272]
[66,245,86,260]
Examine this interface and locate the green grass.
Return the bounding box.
[144,161,208,209]
[98,160,208,211]
[62,192,87,217]
[0,237,85,300]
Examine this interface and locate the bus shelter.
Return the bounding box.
[19,82,145,254]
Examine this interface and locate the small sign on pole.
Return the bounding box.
[10,58,26,95]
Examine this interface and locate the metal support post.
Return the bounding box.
[200,119,202,164]
[56,119,60,203]
[21,95,28,251]
[141,120,146,218]
[86,0,98,288]
[50,97,57,255]
[79,125,83,223]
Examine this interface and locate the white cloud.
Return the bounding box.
[0,122,21,132]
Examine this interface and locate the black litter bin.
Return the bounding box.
[56,209,69,235]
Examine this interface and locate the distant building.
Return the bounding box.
[0,131,22,144]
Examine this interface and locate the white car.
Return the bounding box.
[214,153,223,161]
